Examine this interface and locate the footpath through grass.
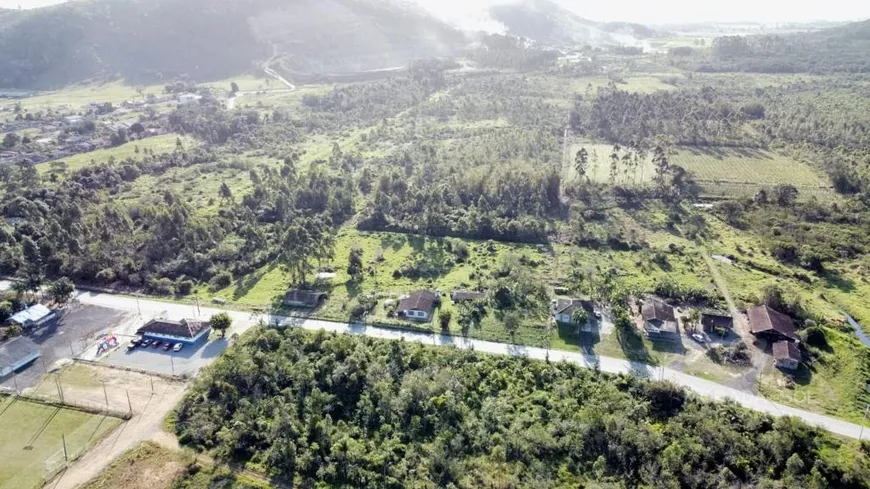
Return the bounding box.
[0,396,121,489]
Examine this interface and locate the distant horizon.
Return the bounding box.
[2,0,869,26]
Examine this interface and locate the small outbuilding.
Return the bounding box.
[9,304,56,329]
[136,318,210,345]
[748,305,799,343]
[0,336,40,378]
[397,290,439,322]
[773,340,801,370]
[701,312,733,335]
[283,290,327,308]
[641,298,679,340]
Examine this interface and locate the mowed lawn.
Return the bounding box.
[567,143,832,198]
[0,397,121,489]
[38,134,198,173]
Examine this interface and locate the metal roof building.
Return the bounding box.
[0,336,40,378]
[9,304,56,329]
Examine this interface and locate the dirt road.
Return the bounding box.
[42,365,187,489]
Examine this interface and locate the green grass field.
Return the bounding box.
[38,134,198,174]
[0,397,121,489]
[12,81,166,111]
[566,142,832,198]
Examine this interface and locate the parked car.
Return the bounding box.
[173,343,183,352]
[691,333,707,344]
[140,338,151,347]
[151,340,162,349]
[125,343,136,353]
[162,342,172,351]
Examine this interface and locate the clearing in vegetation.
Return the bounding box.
[566,142,832,198]
[38,134,198,174]
[0,396,121,489]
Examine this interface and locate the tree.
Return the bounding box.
[609,145,620,185]
[230,82,240,94]
[3,132,20,149]
[574,147,589,182]
[438,309,452,332]
[571,308,589,336]
[685,308,701,333]
[130,122,145,136]
[347,247,364,282]
[652,146,670,190]
[503,311,520,340]
[773,184,799,207]
[49,277,75,304]
[209,312,232,338]
[110,128,128,146]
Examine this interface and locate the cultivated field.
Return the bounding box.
[8,81,166,111]
[0,397,121,489]
[566,142,833,198]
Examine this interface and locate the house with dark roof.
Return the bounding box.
[641,298,679,340]
[136,318,211,344]
[552,298,595,325]
[748,305,799,343]
[283,290,327,308]
[451,290,486,303]
[0,336,40,378]
[397,290,439,322]
[701,312,733,335]
[773,340,801,370]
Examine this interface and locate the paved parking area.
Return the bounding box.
[1,304,134,390]
[103,337,228,376]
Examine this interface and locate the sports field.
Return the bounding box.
[566,142,833,198]
[0,397,121,489]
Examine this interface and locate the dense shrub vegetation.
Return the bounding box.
[175,328,870,488]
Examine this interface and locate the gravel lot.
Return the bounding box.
[1,303,133,390]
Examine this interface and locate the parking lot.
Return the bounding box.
[103,336,228,376]
[1,303,134,390]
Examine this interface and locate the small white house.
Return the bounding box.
[397,290,439,322]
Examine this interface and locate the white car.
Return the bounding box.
[173,343,183,352]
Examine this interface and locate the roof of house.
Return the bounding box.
[553,298,595,315]
[10,304,54,325]
[451,290,486,302]
[283,290,326,306]
[136,319,207,339]
[748,305,798,341]
[773,340,801,362]
[701,312,733,329]
[642,299,676,323]
[0,336,40,368]
[398,290,438,313]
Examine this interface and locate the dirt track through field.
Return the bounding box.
[42,365,187,489]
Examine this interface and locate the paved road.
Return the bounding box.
[74,290,868,440]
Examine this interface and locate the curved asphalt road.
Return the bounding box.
[72,290,867,440]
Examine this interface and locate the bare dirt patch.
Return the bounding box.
[81,441,187,489]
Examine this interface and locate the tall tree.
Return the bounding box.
[209,312,232,338]
[574,147,589,183]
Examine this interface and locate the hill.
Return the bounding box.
[679,18,870,73]
[0,0,465,89]
[488,0,655,47]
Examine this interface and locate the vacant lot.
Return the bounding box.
[80,441,188,489]
[13,81,166,111]
[566,142,832,198]
[0,397,121,489]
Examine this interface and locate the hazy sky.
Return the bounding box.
[2,0,869,24]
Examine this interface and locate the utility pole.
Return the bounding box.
[136,297,142,317]
[861,403,870,441]
[149,375,154,395]
[62,434,68,461]
[170,356,175,376]
[125,389,133,416]
[11,370,19,393]
[101,380,109,409]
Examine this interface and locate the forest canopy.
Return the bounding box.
[174,328,870,488]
